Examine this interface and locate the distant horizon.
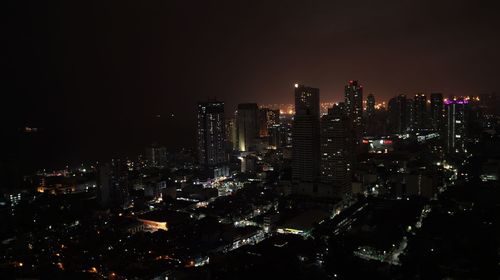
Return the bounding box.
[7,88,496,173]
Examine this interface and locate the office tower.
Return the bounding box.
[295,84,320,117]
[259,108,280,137]
[413,94,427,131]
[282,118,294,146]
[197,101,227,167]
[345,80,363,128]
[387,97,398,134]
[320,105,351,198]
[145,143,167,167]
[97,159,130,210]
[268,124,284,148]
[236,103,259,152]
[259,108,270,137]
[430,93,444,130]
[395,95,410,134]
[226,118,238,151]
[367,93,375,118]
[445,98,468,153]
[388,94,412,134]
[292,84,320,183]
[407,98,414,131]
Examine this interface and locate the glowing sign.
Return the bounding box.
[444,99,469,105]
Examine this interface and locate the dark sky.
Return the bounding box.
[3,0,500,170]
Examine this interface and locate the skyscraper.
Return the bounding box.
[430,93,444,130]
[145,143,167,167]
[366,93,375,118]
[197,101,226,167]
[258,108,280,137]
[413,94,427,131]
[320,105,351,198]
[388,94,410,134]
[97,159,130,210]
[345,80,363,128]
[445,98,468,153]
[292,84,320,184]
[237,103,259,152]
[226,117,238,151]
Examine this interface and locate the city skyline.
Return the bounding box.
[4,0,500,171]
[2,2,500,278]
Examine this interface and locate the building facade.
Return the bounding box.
[237,103,259,152]
[197,101,227,167]
[292,84,320,184]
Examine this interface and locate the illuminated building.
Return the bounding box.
[430,93,444,130]
[226,117,238,151]
[197,101,227,167]
[268,124,285,149]
[413,94,427,131]
[236,103,259,152]
[145,143,167,167]
[137,210,190,232]
[258,108,280,137]
[292,84,320,184]
[445,98,469,153]
[344,80,364,138]
[320,105,351,198]
[367,93,375,118]
[361,138,394,153]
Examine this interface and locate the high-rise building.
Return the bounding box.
[388,95,410,134]
[387,97,398,134]
[226,117,238,151]
[237,103,259,152]
[430,93,444,130]
[292,84,320,183]
[97,159,130,210]
[413,94,427,131]
[366,93,375,118]
[320,105,351,198]
[197,101,226,167]
[145,143,167,167]
[407,97,414,132]
[295,84,320,118]
[268,124,284,149]
[345,80,363,128]
[258,108,280,137]
[445,98,469,153]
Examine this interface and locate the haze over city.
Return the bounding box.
[5,0,500,169]
[2,1,500,279]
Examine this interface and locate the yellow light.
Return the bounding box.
[88,267,97,273]
[294,83,299,88]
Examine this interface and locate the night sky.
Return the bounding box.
[4,0,500,170]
